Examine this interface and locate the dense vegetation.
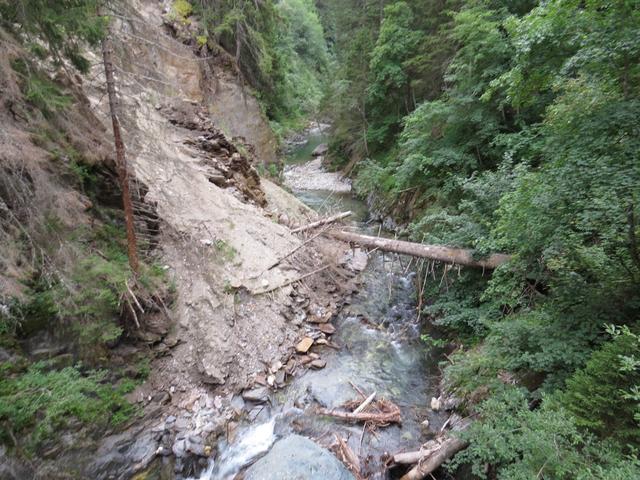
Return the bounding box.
[2,0,639,477]
[320,0,640,477]
[0,0,162,452]
[186,0,329,135]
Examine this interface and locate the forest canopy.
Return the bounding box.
[319,0,640,477]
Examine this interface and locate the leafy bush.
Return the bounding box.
[0,362,136,452]
[453,387,640,479]
[10,59,71,116]
[562,330,640,446]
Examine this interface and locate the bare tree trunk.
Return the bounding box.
[101,19,139,273]
[399,436,468,480]
[291,211,352,234]
[326,230,510,269]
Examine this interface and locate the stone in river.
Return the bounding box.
[242,387,270,403]
[244,434,354,480]
[296,337,314,353]
[319,323,336,335]
[311,143,329,157]
[310,359,327,369]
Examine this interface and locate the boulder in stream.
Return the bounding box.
[311,143,328,157]
[244,434,354,480]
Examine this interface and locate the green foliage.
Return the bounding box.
[419,333,447,349]
[10,59,71,116]
[213,239,237,263]
[562,329,640,445]
[0,362,136,452]
[172,0,193,21]
[325,0,640,473]
[453,387,640,479]
[0,0,105,73]
[193,0,328,126]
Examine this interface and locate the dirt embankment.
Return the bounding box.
[0,1,360,478]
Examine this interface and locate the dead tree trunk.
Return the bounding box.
[101,19,139,273]
[291,211,352,234]
[326,230,510,269]
[399,436,468,480]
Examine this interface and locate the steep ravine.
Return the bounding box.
[1,2,448,479]
[0,1,358,479]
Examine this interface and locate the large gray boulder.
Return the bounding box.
[244,434,354,480]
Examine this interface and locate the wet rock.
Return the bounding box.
[312,143,328,157]
[242,387,270,403]
[270,360,283,373]
[319,323,336,335]
[244,434,354,480]
[310,359,327,370]
[88,429,159,479]
[187,435,206,456]
[275,369,286,386]
[296,337,314,353]
[173,438,187,457]
[152,391,171,405]
[442,395,462,411]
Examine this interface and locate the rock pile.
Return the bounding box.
[165,104,267,207]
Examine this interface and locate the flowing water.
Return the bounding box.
[196,133,444,480]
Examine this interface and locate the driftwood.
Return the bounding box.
[326,230,510,269]
[353,391,376,414]
[266,227,328,271]
[318,398,401,426]
[335,434,361,477]
[393,440,440,465]
[396,417,471,480]
[291,211,352,234]
[399,436,468,480]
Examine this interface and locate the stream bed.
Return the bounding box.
[196,132,444,480]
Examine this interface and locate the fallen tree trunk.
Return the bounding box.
[326,230,510,269]
[318,400,401,425]
[396,415,471,480]
[292,211,352,234]
[399,436,468,480]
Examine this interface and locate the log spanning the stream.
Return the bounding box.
[326,230,511,270]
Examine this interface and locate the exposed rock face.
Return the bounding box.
[142,0,279,166]
[167,103,266,206]
[244,435,355,480]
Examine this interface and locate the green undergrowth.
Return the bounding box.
[0,218,168,453]
[0,361,138,454]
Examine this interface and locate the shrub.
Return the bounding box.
[562,331,640,447]
[0,362,136,452]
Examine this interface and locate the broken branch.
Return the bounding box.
[291,211,352,234]
[353,391,376,414]
[318,398,401,425]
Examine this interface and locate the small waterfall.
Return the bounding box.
[196,419,277,480]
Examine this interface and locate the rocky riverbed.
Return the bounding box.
[284,157,352,192]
